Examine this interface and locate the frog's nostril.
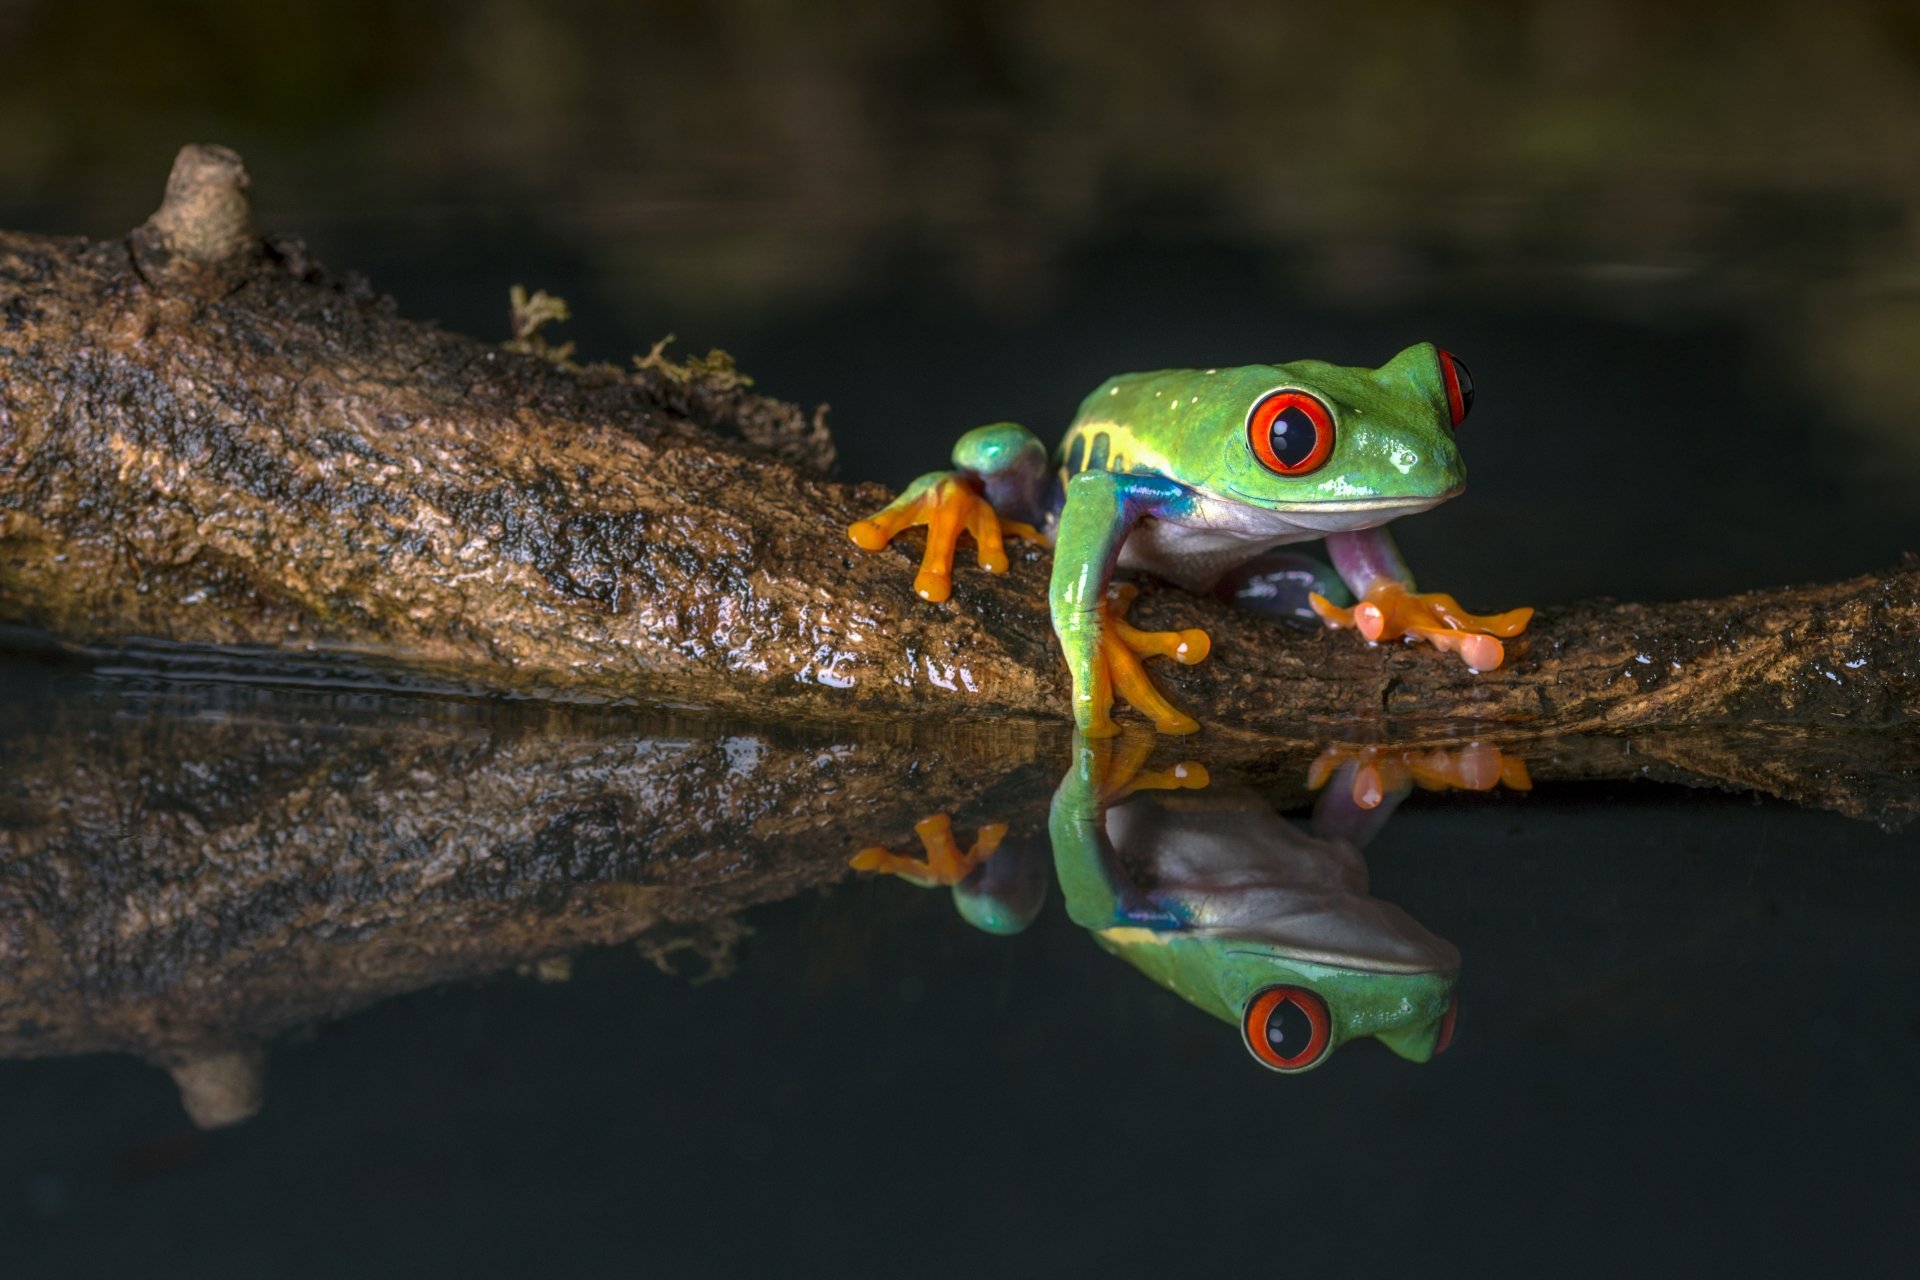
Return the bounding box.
[1437,350,1474,428]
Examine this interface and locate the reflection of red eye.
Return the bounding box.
[1247,390,1335,475]
[1434,995,1459,1056]
[1437,349,1474,428]
[1241,986,1332,1072]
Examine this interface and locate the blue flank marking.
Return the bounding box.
[1157,485,1195,519]
[1119,891,1189,931]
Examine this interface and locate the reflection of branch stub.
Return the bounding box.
[165,1044,267,1129]
[134,144,257,277]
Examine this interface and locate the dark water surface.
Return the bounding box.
[5,2,1920,1275]
[1,661,1915,1277]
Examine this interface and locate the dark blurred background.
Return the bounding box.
[3,0,1917,606]
[3,4,1918,1276]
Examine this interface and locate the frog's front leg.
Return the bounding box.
[1049,731,1204,930]
[1051,471,1211,736]
[846,423,1050,602]
[1310,526,1533,672]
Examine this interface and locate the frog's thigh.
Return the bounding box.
[1216,549,1351,627]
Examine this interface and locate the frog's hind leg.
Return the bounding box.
[952,423,1052,528]
[1214,550,1351,628]
[846,423,1050,602]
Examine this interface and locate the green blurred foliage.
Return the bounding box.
[5,0,1920,451]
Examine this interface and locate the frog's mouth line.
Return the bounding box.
[1219,485,1462,514]
[1223,947,1455,977]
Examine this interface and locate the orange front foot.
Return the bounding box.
[850,813,1008,886]
[1310,582,1533,672]
[1308,744,1534,810]
[1084,584,1212,737]
[848,474,1046,603]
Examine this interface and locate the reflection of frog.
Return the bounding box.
[849,346,1531,735]
[1051,734,1458,1071]
[852,736,1506,1072]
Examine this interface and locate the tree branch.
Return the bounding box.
[2,146,1915,744]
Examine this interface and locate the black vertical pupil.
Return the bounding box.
[1269,406,1319,468]
[1265,997,1313,1058]
[1448,355,1475,418]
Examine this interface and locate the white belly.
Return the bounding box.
[1115,491,1438,592]
[1117,520,1315,592]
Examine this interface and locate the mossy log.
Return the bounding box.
[2,146,1916,744]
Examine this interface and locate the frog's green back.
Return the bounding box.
[1060,366,1275,481]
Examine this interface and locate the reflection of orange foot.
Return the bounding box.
[1308,744,1533,810]
[1084,584,1212,737]
[851,813,1008,886]
[848,474,1046,603]
[1086,725,1211,803]
[1310,582,1532,672]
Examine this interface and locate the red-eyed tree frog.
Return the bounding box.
[852,733,1472,1072]
[849,344,1532,735]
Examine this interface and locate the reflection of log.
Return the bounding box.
[2,146,1916,740]
[0,670,1910,1126]
[0,675,1059,1124]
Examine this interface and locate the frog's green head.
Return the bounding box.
[1095,930,1459,1072]
[1204,342,1474,519]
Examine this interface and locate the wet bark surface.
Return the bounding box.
[1,148,1914,742]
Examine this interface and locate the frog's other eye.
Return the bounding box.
[1241,985,1332,1072]
[1247,390,1335,476]
[1433,995,1459,1056]
[1437,350,1474,428]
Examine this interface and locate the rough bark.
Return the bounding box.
[2,146,1915,743]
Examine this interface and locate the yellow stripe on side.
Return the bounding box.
[1060,420,1169,479]
[1099,926,1174,947]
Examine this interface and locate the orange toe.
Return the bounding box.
[1086,585,1210,735]
[1317,583,1532,671]
[847,475,1044,603]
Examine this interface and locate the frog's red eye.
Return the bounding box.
[1247,390,1335,475]
[1438,349,1474,428]
[1241,985,1332,1072]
